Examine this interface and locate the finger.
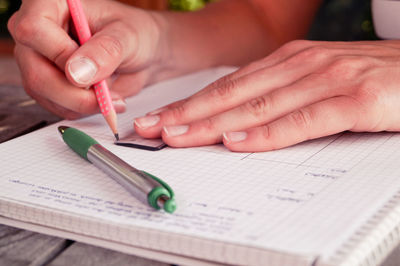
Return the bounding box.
[135,39,377,139]
[110,70,150,98]
[144,68,271,116]
[192,40,320,97]
[134,58,319,138]
[145,40,320,113]
[15,44,99,114]
[65,22,138,87]
[140,39,340,127]
[25,87,83,120]
[158,76,340,148]
[194,73,342,131]
[222,96,360,152]
[150,39,388,114]
[8,0,78,69]
[24,82,126,119]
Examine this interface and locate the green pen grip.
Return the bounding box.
[61,127,98,160]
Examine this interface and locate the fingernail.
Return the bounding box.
[148,107,168,115]
[112,99,126,113]
[134,115,160,129]
[163,125,189,137]
[68,57,97,85]
[223,131,247,143]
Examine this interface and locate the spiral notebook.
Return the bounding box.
[1,67,400,266]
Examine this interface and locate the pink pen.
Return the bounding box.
[67,0,119,140]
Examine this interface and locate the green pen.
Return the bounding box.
[58,126,176,213]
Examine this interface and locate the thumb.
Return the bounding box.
[65,22,138,87]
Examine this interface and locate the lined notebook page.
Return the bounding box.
[1,67,400,265]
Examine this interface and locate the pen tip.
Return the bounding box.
[114,133,119,141]
[58,126,69,135]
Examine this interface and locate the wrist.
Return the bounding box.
[144,11,184,83]
[145,10,214,83]
[147,0,274,84]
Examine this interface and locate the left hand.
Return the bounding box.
[134,40,400,152]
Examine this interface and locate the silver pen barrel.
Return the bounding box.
[87,144,162,204]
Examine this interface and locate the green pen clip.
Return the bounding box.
[143,171,177,214]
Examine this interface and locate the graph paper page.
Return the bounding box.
[1,67,400,262]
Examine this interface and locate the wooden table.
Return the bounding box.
[0,225,169,266]
[1,56,400,266]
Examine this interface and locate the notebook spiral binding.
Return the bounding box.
[326,191,400,266]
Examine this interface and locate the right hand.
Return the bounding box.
[8,0,166,119]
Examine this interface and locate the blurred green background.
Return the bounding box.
[0,0,19,38]
[0,0,378,41]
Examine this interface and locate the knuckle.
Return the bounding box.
[331,57,358,69]
[202,117,217,132]
[7,13,17,34]
[260,124,271,140]
[259,124,279,151]
[354,78,382,110]
[13,17,38,44]
[209,75,234,90]
[287,109,313,130]
[277,45,330,70]
[307,46,330,58]
[97,35,124,60]
[297,46,329,62]
[243,96,270,119]
[324,56,370,79]
[169,105,187,122]
[210,78,238,100]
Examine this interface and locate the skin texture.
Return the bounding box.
[8,0,318,119]
[8,0,285,119]
[135,40,400,152]
[10,0,400,152]
[8,0,164,119]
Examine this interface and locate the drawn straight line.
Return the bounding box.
[241,157,321,168]
[296,133,344,168]
[198,147,252,159]
[241,153,253,160]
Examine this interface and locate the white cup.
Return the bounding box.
[372,0,400,39]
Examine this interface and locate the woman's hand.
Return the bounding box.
[8,0,165,119]
[7,0,321,122]
[134,40,400,152]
